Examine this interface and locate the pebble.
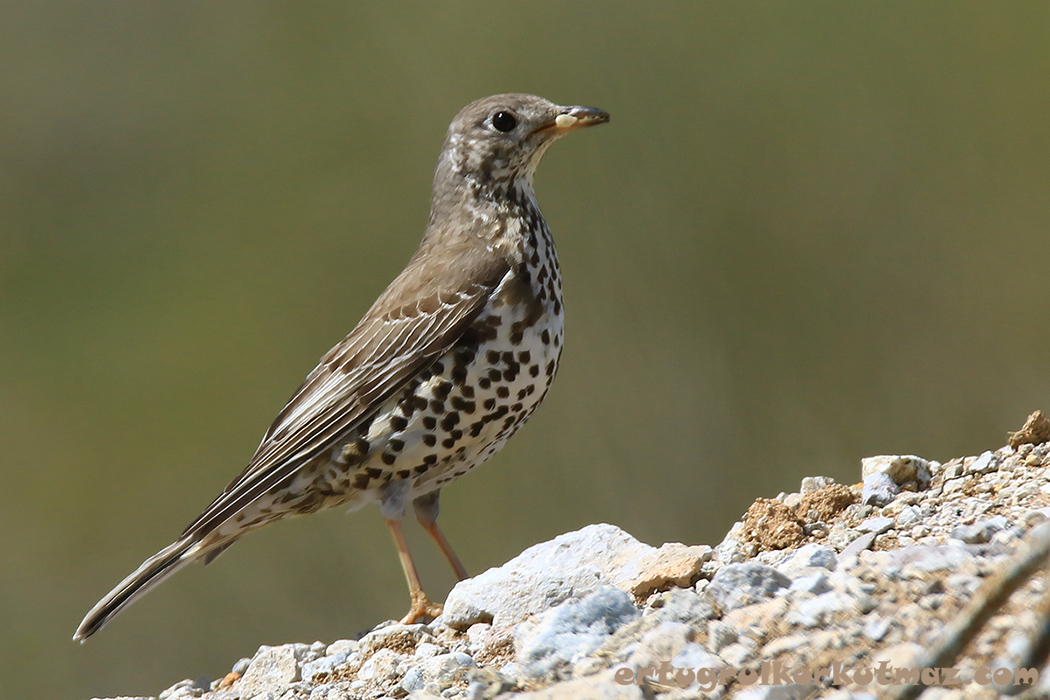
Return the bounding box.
[861,472,899,506]
[707,563,791,610]
[952,515,1009,543]
[514,586,639,682]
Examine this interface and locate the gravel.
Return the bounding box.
[94,420,1050,700]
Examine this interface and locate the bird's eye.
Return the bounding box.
[491,111,517,133]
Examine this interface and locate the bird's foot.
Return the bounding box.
[400,591,444,624]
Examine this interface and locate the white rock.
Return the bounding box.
[443,524,683,629]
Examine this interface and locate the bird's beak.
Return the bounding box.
[536,105,610,136]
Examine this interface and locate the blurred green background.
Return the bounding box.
[3,2,1050,698]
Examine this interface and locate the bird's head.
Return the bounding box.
[435,93,609,198]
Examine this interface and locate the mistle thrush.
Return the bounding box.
[75,94,608,640]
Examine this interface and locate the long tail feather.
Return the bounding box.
[74,537,202,641]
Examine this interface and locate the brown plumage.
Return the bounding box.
[75,94,608,641]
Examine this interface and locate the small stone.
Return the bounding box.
[895,505,922,528]
[239,645,300,696]
[1007,410,1050,447]
[861,455,932,489]
[857,517,895,535]
[788,571,831,596]
[358,648,402,683]
[514,586,640,682]
[781,543,837,572]
[952,516,1009,544]
[707,563,791,611]
[714,536,754,565]
[444,524,663,629]
[802,522,828,537]
[415,642,445,659]
[839,532,878,560]
[861,473,899,506]
[401,653,475,693]
[967,451,999,475]
[863,616,892,642]
[325,640,357,657]
[800,476,835,494]
[628,542,712,597]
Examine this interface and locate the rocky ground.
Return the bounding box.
[99,412,1050,700]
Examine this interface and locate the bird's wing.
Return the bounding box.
[180,245,511,540]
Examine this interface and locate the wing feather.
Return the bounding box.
[180,244,511,540]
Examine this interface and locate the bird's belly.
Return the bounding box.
[290,292,564,515]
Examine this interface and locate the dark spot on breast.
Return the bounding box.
[381,453,396,466]
[461,385,475,398]
[541,329,550,344]
[518,351,531,363]
[430,400,445,414]
[484,406,509,423]
[422,416,437,430]
[478,377,491,390]
[529,365,540,377]
[397,469,410,479]
[486,350,501,364]
[389,439,404,452]
[496,386,510,398]
[488,369,501,382]
[423,433,436,446]
[441,412,460,431]
[451,397,476,413]
[423,454,438,465]
[434,382,452,400]
[366,467,383,479]
[391,416,408,431]
[483,398,496,410]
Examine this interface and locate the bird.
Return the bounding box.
[74,93,609,641]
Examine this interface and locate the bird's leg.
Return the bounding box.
[384,518,443,624]
[413,491,468,581]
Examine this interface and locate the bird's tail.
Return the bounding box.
[74,536,204,641]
